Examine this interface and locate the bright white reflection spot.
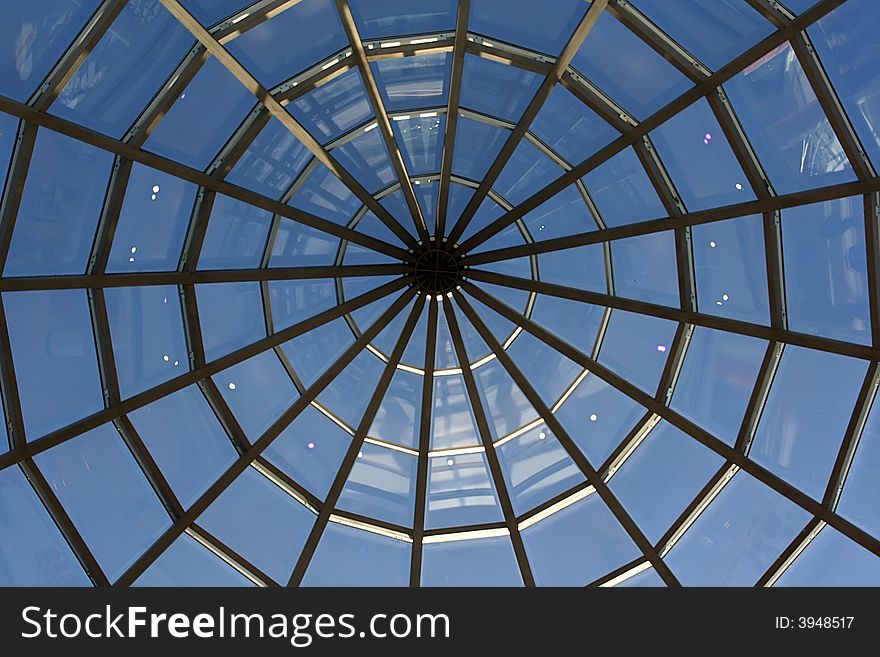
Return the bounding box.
[130,246,137,254]
[735,183,743,190]
[358,451,363,458]
[709,241,717,248]
[150,194,157,201]
[152,185,160,194]
[722,293,729,301]
[656,345,667,353]
[180,92,186,100]
[703,132,712,145]
[716,301,723,306]
[162,297,167,304]
[589,413,598,422]
[128,257,135,262]
[307,442,316,450]
[228,382,236,390]
[163,355,169,362]
[446,458,455,467]
[173,360,179,367]
[435,294,442,301]
[538,431,546,440]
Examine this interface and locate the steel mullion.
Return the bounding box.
[757,519,824,587]
[442,298,536,587]
[453,290,680,586]
[207,106,271,178]
[734,341,784,455]
[447,0,609,246]
[0,120,38,272]
[558,73,634,133]
[89,157,134,275]
[866,193,880,347]
[186,523,277,587]
[0,295,25,450]
[763,209,788,329]
[210,0,303,43]
[744,0,796,27]
[179,188,217,273]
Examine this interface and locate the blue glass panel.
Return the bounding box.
[665,472,811,585]
[289,162,362,224]
[837,396,880,538]
[692,214,770,324]
[268,278,336,332]
[554,372,647,466]
[609,421,724,543]
[197,467,315,583]
[672,328,767,445]
[582,147,665,228]
[215,349,298,440]
[226,117,311,199]
[530,294,604,355]
[452,116,509,180]
[633,0,773,71]
[473,359,539,440]
[0,112,18,185]
[460,55,542,123]
[611,231,679,306]
[434,310,459,370]
[225,0,348,86]
[281,317,354,387]
[332,129,396,193]
[5,128,112,276]
[393,115,444,175]
[355,209,399,244]
[52,3,194,137]
[268,217,340,268]
[724,41,854,194]
[572,12,691,119]
[506,329,582,404]
[349,0,456,38]
[522,492,641,586]
[431,374,480,450]
[782,196,870,345]
[3,290,103,439]
[107,163,196,273]
[470,0,586,55]
[445,182,475,229]
[134,533,253,586]
[0,1,101,101]
[129,385,237,508]
[180,1,250,26]
[598,309,677,394]
[264,405,350,500]
[337,442,417,526]
[35,423,170,582]
[523,185,595,242]
[197,194,272,270]
[425,452,503,529]
[414,180,438,230]
[538,244,606,292]
[782,0,820,13]
[531,86,618,165]
[751,346,867,501]
[459,197,506,245]
[776,526,880,587]
[144,57,256,170]
[617,567,666,587]
[317,350,385,429]
[288,68,372,144]
[422,536,523,586]
[196,282,265,362]
[649,98,756,211]
[495,140,563,205]
[303,522,410,586]
[105,285,188,398]
[372,53,451,112]
[369,369,421,448]
[0,465,90,586]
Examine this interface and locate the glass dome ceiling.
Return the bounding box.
[0,0,879,588]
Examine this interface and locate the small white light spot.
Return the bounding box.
[656,345,667,353]
[150,194,157,201]
[307,442,316,450]
[163,297,167,304]
[173,360,179,367]
[128,257,135,262]
[358,451,363,458]
[228,382,236,390]
[130,246,137,254]
[735,183,743,190]
[180,92,186,100]
[709,241,717,248]
[435,294,442,301]
[152,185,160,194]
[446,458,455,467]
[589,413,598,422]
[163,355,169,362]
[539,225,545,231]
[538,431,546,440]
[722,293,729,301]
[716,301,723,306]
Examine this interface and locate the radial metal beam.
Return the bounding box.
[447,0,609,246]
[157,0,419,250]
[0,295,25,450]
[757,519,824,587]
[88,157,134,276]
[336,0,429,242]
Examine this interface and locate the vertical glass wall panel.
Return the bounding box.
[316,351,385,429]
[649,99,756,211]
[571,12,691,119]
[470,0,587,56]
[224,0,348,87]
[495,140,564,206]
[775,526,880,587]
[538,244,606,293]
[214,350,298,441]
[665,472,811,586]
[610,232,679,306]
[268,218,339,268]
[530,295,605,356]
[692,214,770,325]
[331,129,396,193]
[372,54,451,113]
[425,452,503,529]
[105,285,188,399]
[751,346,867,501]
[302,522,410,586]
[180,1,249,26]
[144,57,256,170]
[195,282,265,362]
[369,369,421,449]
[226,116,312,200]
[392,115,444,176]
[598,310,677,395]
[672,328,767,445]
[505,330,582,405]
[197,467,315,584]
[459,55,542,123]
[554,373,647,467]
[497,424,586,516]
[0,1,101,101]
[809,0,880,170]
[281,317,354,388]
[268,278,336,333]
[134,532,253,587]
[781,196,870,345]
[129,385,237,509]
[837,395,880,539]
[349,0,456,39]
[724,42,854,194]
[197,194,272,270]
[107,163,196,273]
[34,423,171,582]
[289,163,362,225]
[582,147,665,227]
[288,69,373,145]
[0,465,90,586]
[473,359,539,441]
[264,405,350,500]
[422,536,523,587]
[632,0,774,71]
[5,128,112,277]
[609,421,725,544]
[452,117,510,181]
[522,185,595,242]
[337,442,417,527]
[51,3,194,136]
[521,492,641,586]
[531,86,618,165]
[3,290,103,440]
[431,375,480,450]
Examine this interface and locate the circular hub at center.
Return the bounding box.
[414,248,460,294]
